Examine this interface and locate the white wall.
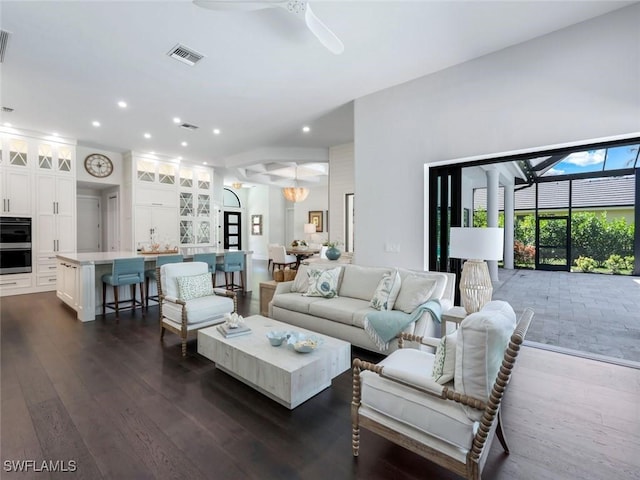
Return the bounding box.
[354,4,640,269]
[291,186,328,244]
[247,185,270,260]
[329,143,354,246]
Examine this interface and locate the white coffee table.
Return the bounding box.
[197,315,351,409]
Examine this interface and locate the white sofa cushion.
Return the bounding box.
[454,300,516,421]
[370,269,402,311]
[162,295,233,325]
[398,270,449,304]
[361,348,477,450]
[339,265,393,301]
[432,331,457,384]
[308,297,372,326]
[393,275,437,313]
[271,292,325,314]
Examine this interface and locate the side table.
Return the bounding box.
[441,306,468,337]
[259,280,278,317]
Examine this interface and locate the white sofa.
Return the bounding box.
[268,263,455,354]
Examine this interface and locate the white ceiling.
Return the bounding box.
[0,1,633,186]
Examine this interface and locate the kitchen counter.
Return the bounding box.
[56,249,253,322]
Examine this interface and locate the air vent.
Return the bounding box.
[2,106,14,113]
[167,44,204,66]
[0,30,10,63]
[180,123,199,131]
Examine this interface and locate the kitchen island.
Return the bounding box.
[56,249,253,322]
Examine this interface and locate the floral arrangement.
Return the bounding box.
[323,240,342,249]
[291,240,308,247]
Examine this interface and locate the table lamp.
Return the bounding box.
[304,223,316,244]
[449,227,504,314]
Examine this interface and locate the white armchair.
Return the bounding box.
[352,301,534,480]
[159,261,236,357]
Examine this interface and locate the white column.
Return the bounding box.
[486,169,500,281]
[504,183,514,269]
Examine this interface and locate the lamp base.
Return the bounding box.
[459,259,493,314]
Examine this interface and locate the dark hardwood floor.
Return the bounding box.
[1,261,639,479]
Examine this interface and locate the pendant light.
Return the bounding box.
[282,165,309,202]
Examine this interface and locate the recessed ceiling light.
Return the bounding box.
[302,125,310,133]
[52,132,59,136]
[3,122,11,127]
[203,162,208,165]
[144,133,151,139]
[181,141,188,147]
[178,156,183,160]
[117,101,127,108]
[150,151,155,155]
[92,120,101,127]
[213,128,221,135]
[173,117,181,124]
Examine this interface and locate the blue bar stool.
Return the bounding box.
[144,254,183,307]
[101,258,145,319]
[215,251,244,293]
[193,253,217,280]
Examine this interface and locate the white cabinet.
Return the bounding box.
[35,142,74,176]
[134,205,178,249]
[178,166,213,246]
[56,260,78,308]
[36,174,76,255]
[0,168,32,216]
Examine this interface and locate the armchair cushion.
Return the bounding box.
[161,261,210,299]
[162,295,233,326]
[393,275,437,314]
[177,272,214,300]
[370,269,402,311]
[454,300,517,420]
[432,331,458,385]
[361,348,477,450]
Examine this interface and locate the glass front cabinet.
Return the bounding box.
[179,167,213,246]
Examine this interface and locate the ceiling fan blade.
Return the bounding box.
[193,0,278,12]
[304,3,344,55]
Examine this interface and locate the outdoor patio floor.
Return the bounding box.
[492,268,640,365]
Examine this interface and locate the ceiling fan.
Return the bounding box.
[193,0,344,55]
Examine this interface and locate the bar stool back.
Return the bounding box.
[101,257,145,319]
[193,253,216,278]
[215,251,244,293]
[144,254,183,307]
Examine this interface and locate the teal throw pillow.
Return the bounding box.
[177,273,214,301]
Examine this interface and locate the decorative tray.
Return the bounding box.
[139,249,179,255]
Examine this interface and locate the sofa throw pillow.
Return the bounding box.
[291,265,312,293]
[393,275,437,314]
[432,331,457,385]
[370,270,402,311]
[304,267,342,298]
[177,273,214,301]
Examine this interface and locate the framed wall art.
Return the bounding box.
[309,210,323,232]
[251,214,263,235]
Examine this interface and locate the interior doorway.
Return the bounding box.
[106,193,119,251]
[77,195,101,252]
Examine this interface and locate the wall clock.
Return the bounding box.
[84,153,114,178]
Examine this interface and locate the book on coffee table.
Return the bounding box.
[217,323,252,338]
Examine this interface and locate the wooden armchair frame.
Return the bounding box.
[157,266,238,357]
[351,308,534,480]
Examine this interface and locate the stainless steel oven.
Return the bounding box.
[0,217,32,274]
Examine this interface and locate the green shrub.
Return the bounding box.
[604,254,626,274]
[575,256,598,273]
[624,256,635,270]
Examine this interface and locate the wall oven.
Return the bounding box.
[0,217,32,274]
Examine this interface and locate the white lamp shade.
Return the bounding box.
[304,223,316,234]
[449,227,504,261]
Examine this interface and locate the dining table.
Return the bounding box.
[286,247,320,268]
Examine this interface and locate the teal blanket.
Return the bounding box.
[364,299,442,351]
